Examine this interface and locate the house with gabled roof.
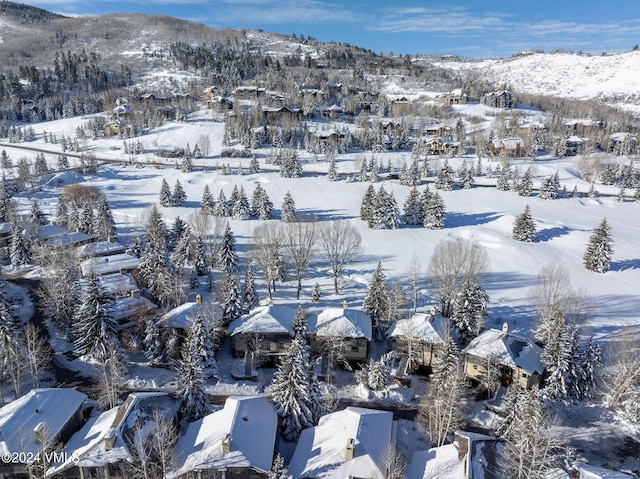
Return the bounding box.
[388,310,448,374]
[289,407,397,479]
[490,137,525,158]
[309,307,372,363]
[168,396,277,479]
[48,392,178,479]
[0,388,87,478]
[228,304,297,363]
[435,88,468,105]
[79,252,139,277]
[461,323,544,390]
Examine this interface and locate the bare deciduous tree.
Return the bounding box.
[282,219,317,299]
[602,329,640,409]
[319,220,362,294]
[427,238,488,318]
[249,222,285,300]
[23,323,52,388]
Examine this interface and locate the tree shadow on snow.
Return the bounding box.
[610,259,640,272]
[446,211,501,228]
[536,226,571,242]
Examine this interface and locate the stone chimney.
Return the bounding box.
[502,322,509,333]
[342,300,349,310]
[345,438,355,461]
[196,294,202,304]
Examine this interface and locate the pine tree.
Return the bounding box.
[73,274,119,360]
[79,204,94,235]
[220,273,243,324]
[435,160,453,190]
[138,206,176,304]
[201,185,215,214]
[93,196,117,242]
[583,218,613,273]
[460,167,475,189]
[423,192,445,229]
[311,282,321,303]
[187,311,218,378]
[180,151,193,172]
[327,156,337,181]
[512,205,536,242]
[10,223,31,266]
[213,190,231,217]
[451,278,489,344]
[268,454,289,479]
[419,185,432,219]
[29,198,47,225]
[242,264,259,313]
[281,191,296,223]
[194,236,208,276]
[539,172,561,200]
[172,179,187,207]
[517,167,533,197]
[159,178,173,207]
[249,155,260,174]
[175,341,209,421]
[143,318,163,363]
[403,186,423,225]
[217,222,238,275]
[270,329,320,440]
[232,186,251,220]
[363,262,388,333]
[496,163,511,191]
[367,357,390,391]
[0,149,11,169]
[192,143,202,159]
[360,184,376,223]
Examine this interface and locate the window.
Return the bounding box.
[473,365,478,370]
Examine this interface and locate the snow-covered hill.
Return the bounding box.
[433,50,640,110]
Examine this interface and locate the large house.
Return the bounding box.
[490,137,525,158]
[289,407,397,479]
[0,388,87,479]
[387,311,448,374]
[168,396,277,479]
[49,392,179,479]
[309,307,372,364]
[228,304,297,365]
[461,323,544,390]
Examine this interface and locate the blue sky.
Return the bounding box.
[25,0,640,57]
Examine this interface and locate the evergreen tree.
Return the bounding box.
[10,223,31,266]
[460,166,475,189]
[403,186,423,225]
[268,454,289,479]
[220,273,243,324]
[512,205,536,242]
[232,186,251,220]
[451,278,489,344]
[249,155,260,174]
[327,156,337,181]
[251,184,267,217]
[175,340,209,421]
[360,184,376,223]
[93,196,117,242]
[180,151,193,173]
[366,357,390,391]
[517,167,533,197]
[172,179,187,207]
[583,218,613,273]
[270,325,321,440]
[138,206,176,304]
[419,185,432,218]
[281,191,296,223]
[159,178,173,207]
[213,190,231,217]
[363,262,389,334]
[496,163,511,191]
[201,185,215,214]
[79,204,94,235]
[192,143,202,159]
[187,311,218,378]
[311,282,321,303]
[217,222,238,275]
[29,198,47,225]
[143,318,163,363]
[169,216,187,251]
[435,160,453,190]
[194,236,208,276]
[242,264,259,313]
[73,274,119,360]
[0,150,11,169]
[539,172,560,200]
[423,192,445,229]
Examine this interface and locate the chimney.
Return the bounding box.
[105,428,117,451]
[221,434,231,454]
[345,438,355,461]
[342,300,349,310]
[430,306,436,317]
[502,322,509,333]
[196,294,202,304]
[130,289,140,299]
[33,422,46,445]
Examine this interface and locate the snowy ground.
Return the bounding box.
[3,103,640,473]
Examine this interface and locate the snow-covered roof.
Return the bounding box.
[46,231,95,248]
[609,132,637,142]
[111,296,157,322]
[229,304,297,336]
[80,272,137,297]
[493,137,524,150]
[80,252,139,276]
[51,392,177,475]
[407,444,465,479]
[36,224,67,240]
[574,463,635,478]
[387,313,447,344]
[566,135,585,144]
[76,241,127,259]
[0,388,87,461]
[289,407,395,479]
[462,328,544,374]
[311,308,372,340]
[169,396,277,478]
[157,301,203,329]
